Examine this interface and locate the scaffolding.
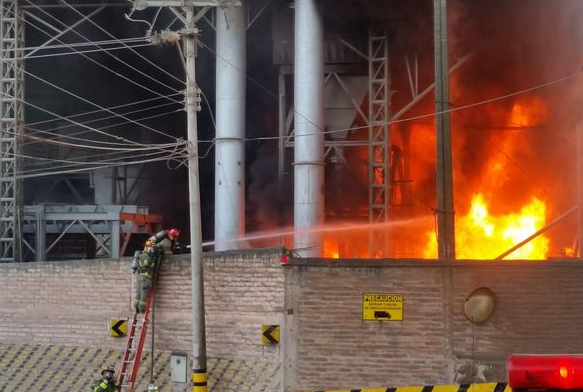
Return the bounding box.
[0,0,24,262]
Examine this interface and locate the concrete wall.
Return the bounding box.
[283,259,583,391]
[0,249,284,364]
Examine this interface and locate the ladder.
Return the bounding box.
[117,285,154,392]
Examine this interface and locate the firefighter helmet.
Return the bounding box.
[167,228,180,239]
[101,365,115,376]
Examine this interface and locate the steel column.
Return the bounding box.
[293,0,325,257]
[214,1,246,251]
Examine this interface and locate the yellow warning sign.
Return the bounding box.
[109,318,128,337]
[362,293,403,321]
[261,324,280,344]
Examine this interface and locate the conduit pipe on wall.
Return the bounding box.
[214,1,246,251]
[293,0,325,257]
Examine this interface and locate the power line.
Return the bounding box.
[14,145,185,171]
[19,136,187,169]
[21,14,185,134]
[0,36,145,54]
[23,2,185,99]
[60,0,187,90]
[5,90,176,150]
[26,93,183,128]
[19,42,154,60]
[14,153,186,179]
[23,69,182,143]
[20,124,187,151]
[22,106,184,148]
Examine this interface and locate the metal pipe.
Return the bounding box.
[214,2,246,251]
[495,206,577,260]
[293,0,325,257]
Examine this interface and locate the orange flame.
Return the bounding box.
[424,193,549,259]
[319,92,556,260]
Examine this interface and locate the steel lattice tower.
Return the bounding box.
[368,28,391,258]
[0,0,23,262]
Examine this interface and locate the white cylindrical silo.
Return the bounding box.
[293,0,325,257]
[214,2,246,251]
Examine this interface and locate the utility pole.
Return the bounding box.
[129,2,229,390]
[183,8,207,391]
[433,0,455,260]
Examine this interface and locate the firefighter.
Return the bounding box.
[132,228,181,313]
[91,365,119,392]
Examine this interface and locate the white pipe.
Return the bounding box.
[293,0,325,257]
[214,2,246,251]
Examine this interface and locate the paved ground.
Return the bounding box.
[0,344,282,391]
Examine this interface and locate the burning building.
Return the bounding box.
[3,0,583,261]
[260,0,583,260]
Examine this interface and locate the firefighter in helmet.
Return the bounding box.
[91,365,119,392]
[132,228,181,313]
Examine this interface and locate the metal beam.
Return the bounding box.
[496,206,577,260]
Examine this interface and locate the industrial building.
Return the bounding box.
[4,0,582,262]
[2,0,583,391]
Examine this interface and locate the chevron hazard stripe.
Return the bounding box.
[298,381,511,392]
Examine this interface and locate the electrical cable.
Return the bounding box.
[15,153,185,179]
[12,148,182,170]
[5,90,181,154]
[151,7,164,27]
[19,126,187,151]
[31,0,185,93]
[19,20,184,136]
[14,141,187,172]
[22,107,184,148]
[22,2,185,100]
[25,92,183,129]
[20,6,193,153]
[60,0,188,90]
[22,69,181,143]
[19,42,154,60]
[0,36,145,54]
[18,138,187,170]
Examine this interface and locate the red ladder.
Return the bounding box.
[117,286,154,392]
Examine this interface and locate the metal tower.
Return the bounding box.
[0,0,23,262]
[367,28,391,258]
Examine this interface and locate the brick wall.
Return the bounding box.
[0,249,284,364]
[283,259,583,391]
[4,254,583,392]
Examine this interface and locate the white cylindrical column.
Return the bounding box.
[214,2,246,251]
[293,0,325,257]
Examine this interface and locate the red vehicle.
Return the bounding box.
[508,355,583,390]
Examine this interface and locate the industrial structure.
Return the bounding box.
[1,0,583,262]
